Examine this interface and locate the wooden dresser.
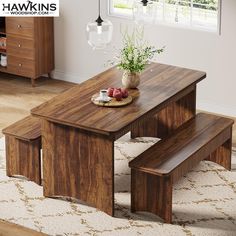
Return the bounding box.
[0,17,54,86]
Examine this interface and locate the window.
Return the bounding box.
[109,0,221,32]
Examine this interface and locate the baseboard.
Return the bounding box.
[52,70,84,83]
[197,99,236,117]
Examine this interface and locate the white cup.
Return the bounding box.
[99,89,108,101]
[1,55,7,67]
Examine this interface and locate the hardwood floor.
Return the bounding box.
[233,120,236,149]
[0,220,46,236]
[0,73,75,137]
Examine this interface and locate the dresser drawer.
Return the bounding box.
[6,18,34,38]
[7,56,35,78]
[7,36,35,60]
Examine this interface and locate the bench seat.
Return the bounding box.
[2,116,41,185]
[129,113,234,223]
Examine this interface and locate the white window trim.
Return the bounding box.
[108,0,222,34]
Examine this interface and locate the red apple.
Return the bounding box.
[121,88,129,98]
[107,88,114,97]
[112,88,119,97]
[113,89,122,101]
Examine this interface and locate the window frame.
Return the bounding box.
[108,0,222,34]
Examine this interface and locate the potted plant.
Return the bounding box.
[115,27,164,89]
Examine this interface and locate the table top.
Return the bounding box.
[31,63,206,136]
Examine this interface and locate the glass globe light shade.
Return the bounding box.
[133,0,157,25]
[86,19,113,50]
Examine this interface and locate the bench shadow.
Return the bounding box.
[115,206,236,232]
[115,174,131,193]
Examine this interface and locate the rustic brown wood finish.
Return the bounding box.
[42,120,114,216]
[3,116,42,185]
[131,169,172,223]
[31,63,206,216]
[31,63,205,135]
[0,17,54,86]
[2,116,41,141]
[131,85,196,139]
[129,113,234,223]
[206,134,232,170]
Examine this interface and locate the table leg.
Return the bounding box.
[42,120,114,216]
[131,86,196,139]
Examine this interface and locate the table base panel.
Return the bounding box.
[131,88,196,139]
[42,120,114,216]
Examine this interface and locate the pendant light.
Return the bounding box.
[133,0,157,25]
[86,0,113,50]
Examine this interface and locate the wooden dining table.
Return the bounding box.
[31,63,206,216]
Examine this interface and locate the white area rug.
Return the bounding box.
[0,136,236,236]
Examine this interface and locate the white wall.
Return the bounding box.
[53,0,236,117]
[53,0,109,81]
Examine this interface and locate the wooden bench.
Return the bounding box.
[2,116,41,185]
[129,113,234,224]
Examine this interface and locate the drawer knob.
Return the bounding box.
[18,63,22,67]
[18,44,21,48]
[17,24,22,28]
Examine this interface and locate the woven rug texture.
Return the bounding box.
[0,136,236,236]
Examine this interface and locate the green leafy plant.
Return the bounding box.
[114,3,132,9]
[115,27,164,74]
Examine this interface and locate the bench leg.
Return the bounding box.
[205,136,232,171]
[5,136,41,185]
[131,169,172,223]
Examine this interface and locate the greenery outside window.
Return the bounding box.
[108,0,221,32]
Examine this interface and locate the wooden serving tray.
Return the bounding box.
[91,94,133,107]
